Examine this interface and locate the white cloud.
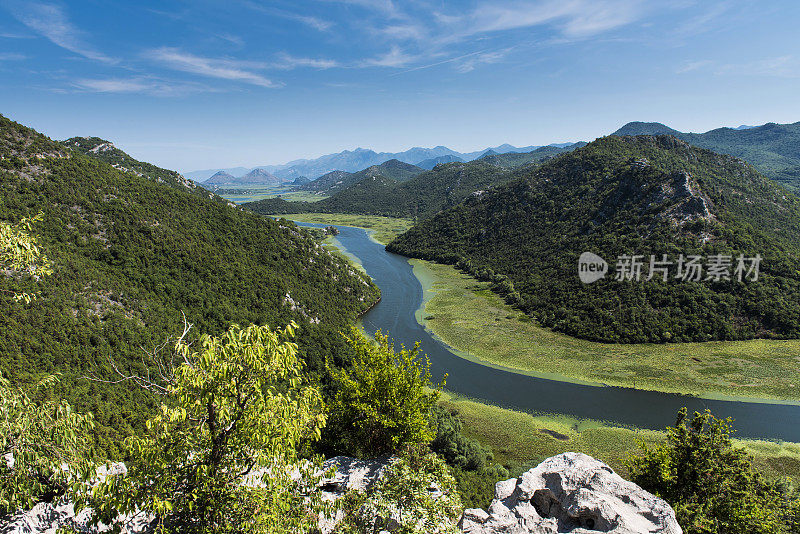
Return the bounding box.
[361,45,416,67]
[273,53,339,69]
[146,47,281,87]
[72,77,218,96]
[454,49,512,73]
[0,52,26,61]
[464,0,644,39]
[292,14,334,31]
[326,0,400,17]
[7,2,115,63]
[676,59,712,74]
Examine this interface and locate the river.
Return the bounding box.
[300,221,800,441]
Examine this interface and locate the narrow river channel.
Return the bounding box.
[299,221,800,441]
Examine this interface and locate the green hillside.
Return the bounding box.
[299,158,424,196]
[246,157,547,219]
[61,136,221,202]
[613,121,800,189]
[0,114,379,455]
[388,135,800,344]
[478,143,585,167]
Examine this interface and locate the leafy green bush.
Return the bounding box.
[0,374,95,516]
[339,445,463,534]
[324,329,443,457]
[90,322,329,534]
[627,408,798,533]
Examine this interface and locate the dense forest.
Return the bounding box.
[244,145,581,220]
[613,121,800,190]
[0,114,380,455]
[61,136,220,202]
[388,135,800,344]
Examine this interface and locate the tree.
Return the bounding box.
[0,212,52,303]
[326,329,444,457]
[342,445,463,534]
[91,322,329,533]
[0,374,95,516]
[626,408,794,534]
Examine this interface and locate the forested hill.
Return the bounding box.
[0,114,379,454]
[613,121,800,190]
[61,136,221,202]
[244,145,581,219]
[388,135,800,344]
[298,158,424,195]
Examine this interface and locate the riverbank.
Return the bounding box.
[438,391,800,482]
[287,213,800,404]
[414,259,800,403]
[280,213,413,245]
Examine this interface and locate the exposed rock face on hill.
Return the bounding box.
[460,453,682,534]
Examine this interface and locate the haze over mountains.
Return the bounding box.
[187,119,800,195]
[185,142,563,184]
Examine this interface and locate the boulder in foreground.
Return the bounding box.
[460,452,682,534]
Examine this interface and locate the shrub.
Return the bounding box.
[326,329,444,457]
[627,408,796,534]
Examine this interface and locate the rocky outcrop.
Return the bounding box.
[1,457,390,534]
[460,453,682,534]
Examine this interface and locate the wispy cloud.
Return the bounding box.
[273,53,339,69]
[717,55,799,78]
[326,0,400,18]
[240,2,334,31]
[676,59,712,74]
[357,0,647,73]
[146,47,281,87]
[361,45,417,67]
[0,52,26,61]
[72,76,218,96]
[455,0,645,40]
[289,13,334,31]
[0,30,34,39]
[6,2,116,63]
[454,49,512,73]
[677,55,800,78]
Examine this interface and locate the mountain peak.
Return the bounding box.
[612,122,681,137]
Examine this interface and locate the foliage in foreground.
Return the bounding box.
[337,445,463,534]
[0,212,52,303]
[627,408,799,534]
[324,329,444,458]
[0,374,95,517]
[91,322,329,533]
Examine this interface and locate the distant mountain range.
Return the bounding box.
[612,121,800,189]
[185,142,570,184]
[245,143,582,219]
[204,167,283,187]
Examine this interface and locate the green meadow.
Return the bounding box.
[281,213,414,245]
[414,259,800,403]
[438,391,800,482]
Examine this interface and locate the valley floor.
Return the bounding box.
[283,212,800,404]
[280,213,800,484]
[439,391,800,483]
[414,259,800,403]
[279,213,414,245]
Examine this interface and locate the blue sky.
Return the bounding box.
[1,1,799,172]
